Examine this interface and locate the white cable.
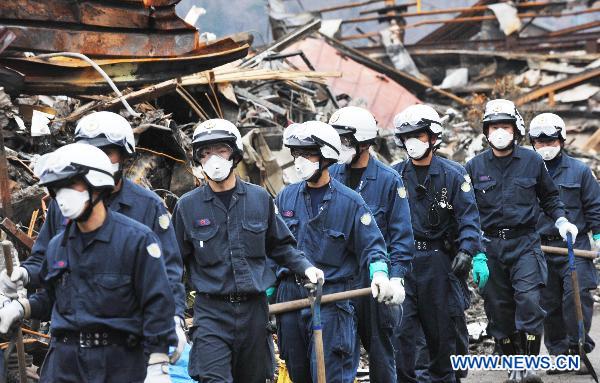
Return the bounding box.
[35,52,141,117]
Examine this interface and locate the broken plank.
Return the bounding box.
[0,218,33,251]
[64,79,180,122]
[514,68,600,106]
[234,88,288,116]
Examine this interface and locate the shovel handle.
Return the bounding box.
[269,287,371,315]
[542,245,598,260]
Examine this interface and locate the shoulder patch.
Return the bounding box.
[461,182,471,193]
[147,243,162,258]
[397,186,407,199]
[360,213,372,226]
[158,214,170,230]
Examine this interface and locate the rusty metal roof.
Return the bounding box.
[0,0,209,58]
[285,37,420,129]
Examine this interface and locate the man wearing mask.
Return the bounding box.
[0,143,176,382]
[392,104,484,383]
[275,121,393,383]
[0,112,188,364]
[172,119,322,382]
[328,106,414,383]
[465,100,577,383]
[530,113,600,375]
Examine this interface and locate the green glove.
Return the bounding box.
[266,287,276,298]
[472,253,489,289]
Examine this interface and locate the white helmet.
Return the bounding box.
[328,106,378,142]
[75,111,135,155]
[34,143,115,191]
[283,121,341,162]
[393,104,443,148]
[192,119,243,150]
[529,113,566,141]
[482,99,525,137]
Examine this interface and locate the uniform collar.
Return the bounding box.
[68,208,114,243]
[484,145,523,162]
[300,178,334,202]
[202,177,247,202]
[109,178,134,209]
[406,154,441,176]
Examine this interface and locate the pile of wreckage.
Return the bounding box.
[0,0,599,380]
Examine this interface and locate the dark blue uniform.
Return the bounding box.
[537,154,600,354]
[330,157,414,383]
[28,210,176,383]
[173,179,312,383]
[275,178,389,383]
[393,155,481,383]
[465,146,565,341]
[24,179,186,318]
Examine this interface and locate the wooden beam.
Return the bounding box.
[0,218,33,251]
[64,78,180,122]
[312,0,385,13]
[514,68,600,106]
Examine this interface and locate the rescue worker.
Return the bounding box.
[172,119,322,383]
[391,104,485,383]
[0,143,176,382]
[530,113,600,374]
[328,106,415,383]
[465,99,578,383]
[0,112,188,363]
[275,121,393,383]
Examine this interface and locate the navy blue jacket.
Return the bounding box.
[393,155,482,256]
[465,146,565,230]
[275,177,389,282]
[537,153,600,240]
[24,179,186,317]
[330,156,414,278]
[173,178,312,295]
[28,210,176,354]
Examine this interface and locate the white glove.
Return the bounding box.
[145,353,171,383]
[555,217,578,241]
[0,300,24,334]
[170,316,187,364]
[371,272,392,303]
[304,266,325,284]
[387,278,405,306]
[0,267,28,299]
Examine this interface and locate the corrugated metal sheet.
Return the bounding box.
[285,37,419,129]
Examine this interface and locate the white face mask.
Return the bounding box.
[110,162,120,174]
[294,156,320,181]
[201,155,233,182]
[404,138,430,159]
[488,128,514,149]
[537,145,561,161]
[337,144,356,165]
[55,188,89,219]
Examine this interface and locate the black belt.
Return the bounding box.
[52,329,140,348]
[203,292,262,303]
[284,274,307,286]
[541,234,563,243]
[484,227,534,240]
[414,239,443,251]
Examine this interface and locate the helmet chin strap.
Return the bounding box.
[349,143,367,165]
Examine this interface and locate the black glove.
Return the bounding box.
[451,251,471,279]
